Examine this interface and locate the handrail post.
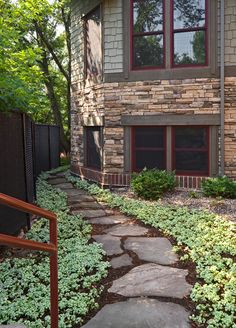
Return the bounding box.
[50,219,59,328]
[0,192,59,328]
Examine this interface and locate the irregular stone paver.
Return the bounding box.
[124,237,178,265]
[68,194,94,202]
[54,182,74,189]
[110,254,133,268]
[72,209,107,218]
[47,177,66,185]
[72,202,103,210]
[93,235,123,256]
[88,215,129,225]
[66,189,90,197]
[80,298,190,328]
[109,263,192,299]
[105,224,148,236]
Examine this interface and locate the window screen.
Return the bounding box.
[173,127,209,175]
[86,127,102,170]
[132,127,166,171]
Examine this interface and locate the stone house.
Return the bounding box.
[70,0,236,188]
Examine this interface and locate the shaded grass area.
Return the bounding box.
[0,173,109,328]
[66,173,236,328]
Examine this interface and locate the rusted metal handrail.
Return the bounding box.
[0,192,58,328]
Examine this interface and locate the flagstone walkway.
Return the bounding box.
[47,173,193,328]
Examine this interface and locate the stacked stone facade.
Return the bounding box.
[70,0,236,188]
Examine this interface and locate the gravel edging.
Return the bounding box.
[114,189,236,222]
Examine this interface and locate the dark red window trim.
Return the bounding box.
[171,126,210,176]
[131,126,167,172]
[130,0,166,70]
[170,0,208,68]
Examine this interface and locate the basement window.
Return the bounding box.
[132,127,166,171]
[132,126,210,176]
[85,127,102,170]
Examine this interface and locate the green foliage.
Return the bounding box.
[66,173,236,328]
[131,169,176,200]
[202,176,236,199]
[0,175,109,328]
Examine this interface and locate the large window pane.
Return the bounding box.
[86,127,102,170]
[174,0,206,29]
[133,127,166,171]
[133,35,164,67]
[175,127,208,149]
[175,151,208,173]
[174,31,205,65]
[135,127,165,148]
[133,0,163,33]
[135,150,165,170]
[173,127,209,175]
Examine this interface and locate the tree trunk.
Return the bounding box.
[39,52,70,153]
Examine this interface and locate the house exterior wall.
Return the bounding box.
[70,0,236,187]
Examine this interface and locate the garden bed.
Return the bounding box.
[0,174,109,328]
[66,172,236,328]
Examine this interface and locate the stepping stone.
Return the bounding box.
[105,224,148,237]
[109,263,192,299]
[48,177,66,185]
[68,195,94,202]
[124,237,178,265]
[54,182,74,189]
[0,326,26,328]
[66,189,90,197]
[72,209,107,218]
[71,202,103,210]
[80,298,190,328]
[93,235,123,256]
[110,254,133,268]
[88,215,129,225]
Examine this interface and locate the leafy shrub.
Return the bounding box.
[202,176,236,199]
[0,175,109,328]
[67,173,236,328]
[131,169,176,200]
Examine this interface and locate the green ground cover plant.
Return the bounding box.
[131,169,176,200]
[0,173,109,328]
[66,173,236,328]
[202,176,236,199]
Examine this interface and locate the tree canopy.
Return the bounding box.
[0,0,71,152]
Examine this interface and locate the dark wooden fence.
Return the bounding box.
[34,124,60,178]
[0,111,60,235]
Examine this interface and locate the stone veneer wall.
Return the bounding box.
[224,77,236,177]
[102,78,221,173]
[71,78,221,174]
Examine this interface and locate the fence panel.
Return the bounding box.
[0,112,34,235]
[34,124,60,177]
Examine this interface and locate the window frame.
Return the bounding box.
[130,125,212,176]
[129,0,210,72]
[170,0,208,68]
[83,5,102,82]
[130,0,166,70]
[131,126,167,171]
[171,126,210,176]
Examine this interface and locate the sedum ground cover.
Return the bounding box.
[0,173,109,328]
[66,173,236,328]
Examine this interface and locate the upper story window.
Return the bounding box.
[132,0,164,69]
[84,6,102,82]
[131,0,208,70]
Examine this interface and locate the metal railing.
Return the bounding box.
[0,193,58,328]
